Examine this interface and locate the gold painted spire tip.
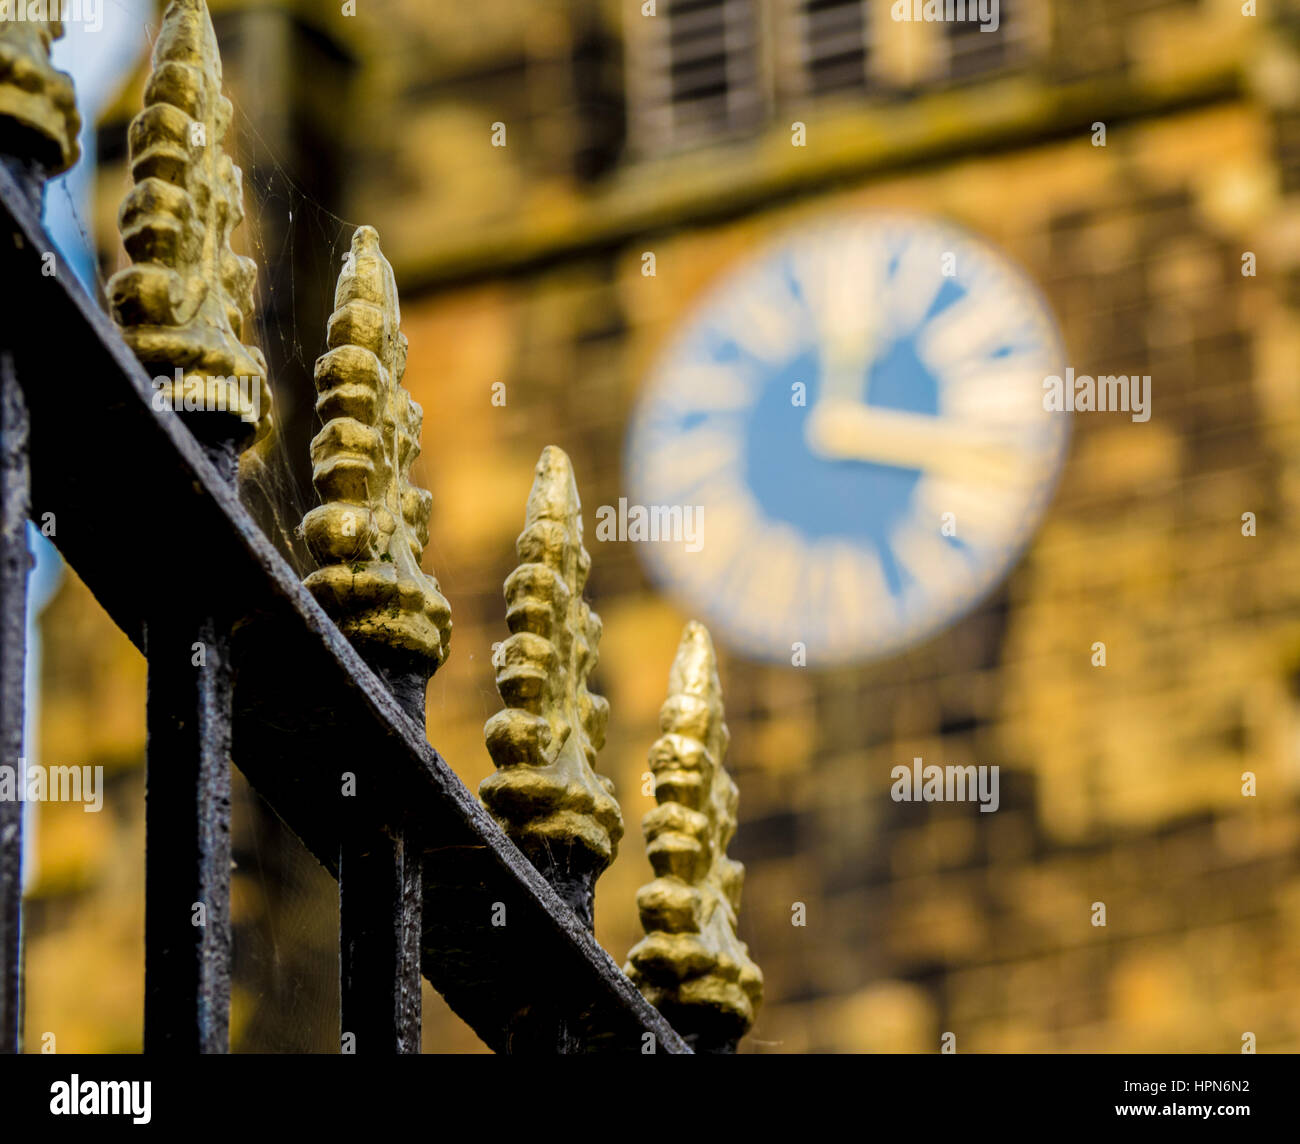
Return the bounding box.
[106,0,271,447]
[626,620,762,1047]
[479,447,622,920]
[301,225,450,673]
[0,13,81,173]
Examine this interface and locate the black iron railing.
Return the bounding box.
[0,0,774,1057]
[0,149,690,1055]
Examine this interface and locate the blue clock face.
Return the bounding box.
[624,213,1070,666]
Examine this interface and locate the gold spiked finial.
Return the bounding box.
[301,226,451,685]
[479,447,624,929]
[626,621,762,1051]
[0,13,80,174]
[106,0,270,450]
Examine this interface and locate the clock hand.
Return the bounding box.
[820,338,872,404]
[804,399,1028,486]
[805,261,877,404]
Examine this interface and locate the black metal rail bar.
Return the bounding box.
[142,614,233,1053]
[339,826,423,1053]
[339,665,426,1054]
[0,351,29,1055]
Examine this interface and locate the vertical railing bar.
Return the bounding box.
[0,351,30,1054]
[298,225,449,1054]
[480,446,625,1050]
[0,5,79,1057]
[143,606,234,1054]
[338,669,424,1055]
[107,0,271,1053]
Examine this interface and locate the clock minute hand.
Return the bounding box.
[805,400,1026,486]
[819,332,874,405]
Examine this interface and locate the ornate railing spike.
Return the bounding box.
[480,446,624,930]
[301,225,451,698]
[0,13,80,174]
[626,621,762,1052]
[106,0,270,453]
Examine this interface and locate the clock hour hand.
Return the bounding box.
[805,400,1026,486]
